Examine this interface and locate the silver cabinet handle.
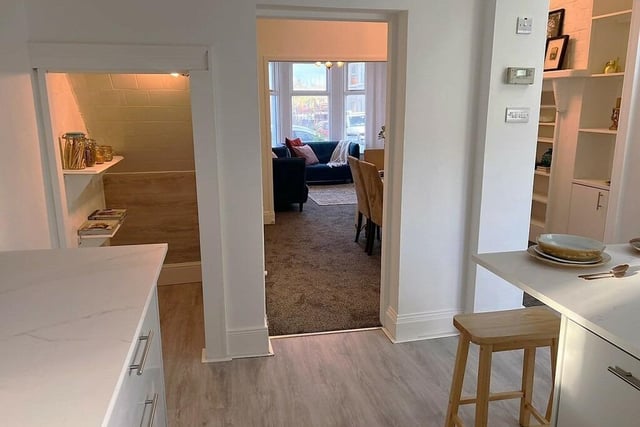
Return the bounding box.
[596,191,604,210]
[608,366,640,391]
[140,393,159,427]
[129,329,153,376]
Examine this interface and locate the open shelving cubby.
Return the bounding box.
[566,0,632,241]
[529,82,556,242]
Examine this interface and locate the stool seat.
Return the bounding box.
[444,307,560,427]
[454,307,560,345]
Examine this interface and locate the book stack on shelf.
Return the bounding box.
[78,208,127,237]
[77,219,120,237]
[88,208,127,222]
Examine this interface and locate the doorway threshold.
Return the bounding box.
[269,326,382,340]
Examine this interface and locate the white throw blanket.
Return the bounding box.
[327,140,351,168]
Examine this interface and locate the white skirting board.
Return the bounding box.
[382,306,459,343]
[158,261,202,286]
[201,325,272,362]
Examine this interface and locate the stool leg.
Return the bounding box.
[545,338,559,422]
[475,344,493,427]
[445,336,470,427]
[519,347,536,426]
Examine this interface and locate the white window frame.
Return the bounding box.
[271,61,386,149]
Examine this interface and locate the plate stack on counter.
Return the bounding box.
[528,234,609,267]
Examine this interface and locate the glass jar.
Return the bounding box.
[95,145,105,164]
[101,145,113,162]
[60,132,86,170]
[84,139,97,167]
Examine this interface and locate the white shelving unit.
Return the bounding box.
[529,85,556,242]
[536,0,637,243]
[568,0,633,241]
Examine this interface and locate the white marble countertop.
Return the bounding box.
[474,243,640,360]
[0,244,167,426]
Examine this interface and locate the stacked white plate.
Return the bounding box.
[528,234,609,267]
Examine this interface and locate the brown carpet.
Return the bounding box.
[264,199,381,336]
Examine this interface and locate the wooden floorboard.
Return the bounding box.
[159,283,553,427]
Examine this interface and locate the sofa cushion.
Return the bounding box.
[272,145,290,158]
[285,137,304,150]
[291,144,319,165]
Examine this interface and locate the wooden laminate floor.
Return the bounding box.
[159,283,553,427]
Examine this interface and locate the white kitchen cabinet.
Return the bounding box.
[0,244,168,427]
[556,320,640,426]
[108,288,167,427]
[567,182,608,240]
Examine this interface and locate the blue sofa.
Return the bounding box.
[274,141,360,184]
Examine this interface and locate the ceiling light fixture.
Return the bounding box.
[315,61,344,70]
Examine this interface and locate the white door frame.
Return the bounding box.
[28,42,231,361]
[255,7,408,342]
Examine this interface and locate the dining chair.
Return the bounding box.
[359,160,384,255]
[348,156,370,243]
[363,148,384,172]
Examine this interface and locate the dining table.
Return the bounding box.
[473,243,640,426]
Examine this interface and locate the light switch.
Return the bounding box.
[516,16,532,34]
[505,107,530,123]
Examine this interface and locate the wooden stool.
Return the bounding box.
[444,307,560,427]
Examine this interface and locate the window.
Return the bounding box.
[268,61,385,148]
[344,63,366,149]
[268,62,280,147]
[291,64,328,142]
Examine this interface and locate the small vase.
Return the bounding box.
[540,148,553,167]
[603,58,619,74]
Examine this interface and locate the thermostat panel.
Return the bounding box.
[506,67,535,85]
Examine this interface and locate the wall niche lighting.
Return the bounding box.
[315,61,344,69]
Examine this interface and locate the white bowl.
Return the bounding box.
[630,237,640,252]
[537,234,605,261]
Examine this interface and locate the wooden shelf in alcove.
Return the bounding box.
[63,156,123,175]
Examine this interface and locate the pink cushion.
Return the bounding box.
[291,145,319,165]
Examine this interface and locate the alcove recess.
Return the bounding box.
[45,72,201,263]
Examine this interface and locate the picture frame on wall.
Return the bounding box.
[547,8,565,38]
[544,35,569,71]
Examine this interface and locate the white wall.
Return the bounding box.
[257,19,387,61]
[0,0,52,251]
[4,0,548,357]
[469,0,548,312]
[549,0,593,70]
